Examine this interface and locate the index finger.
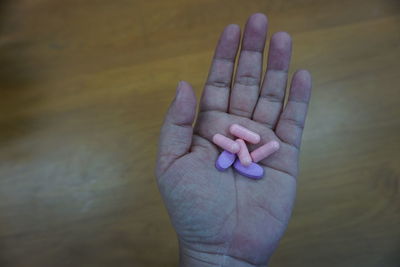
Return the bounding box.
[199,24,241,113]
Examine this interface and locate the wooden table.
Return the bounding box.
[0,0,399,266]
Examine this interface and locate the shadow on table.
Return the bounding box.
[0,0,12,33]
[0,0,39,147]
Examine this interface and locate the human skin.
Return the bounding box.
[156,13,312,267]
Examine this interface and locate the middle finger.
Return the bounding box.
[229,13,268,118]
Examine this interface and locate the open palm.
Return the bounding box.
[156,13,312,267]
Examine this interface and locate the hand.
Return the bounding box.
[156,13,311,267]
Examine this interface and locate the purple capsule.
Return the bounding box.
[233,159,264,179]
[215,150,236,171]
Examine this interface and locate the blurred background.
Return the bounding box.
[0,0,399,266]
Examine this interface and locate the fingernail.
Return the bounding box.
[176,81,183,99]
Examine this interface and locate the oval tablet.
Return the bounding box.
[215,150,236,171]
[233,160,264,179]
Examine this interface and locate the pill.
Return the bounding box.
[236,139,252,166]
[229,124,260,144]
[212,134,240,154]
[215,150,236,171]
[233,159,264,179]
[250,140,280,163]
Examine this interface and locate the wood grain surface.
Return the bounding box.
[0,0,399,266]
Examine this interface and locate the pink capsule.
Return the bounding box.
[250,140,280,163]
[212,134,240,154]
[236,139,252,166]
[229,124,260,144]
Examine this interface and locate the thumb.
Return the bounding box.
[157,81,197,176]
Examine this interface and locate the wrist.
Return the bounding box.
[179,241,268,267]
